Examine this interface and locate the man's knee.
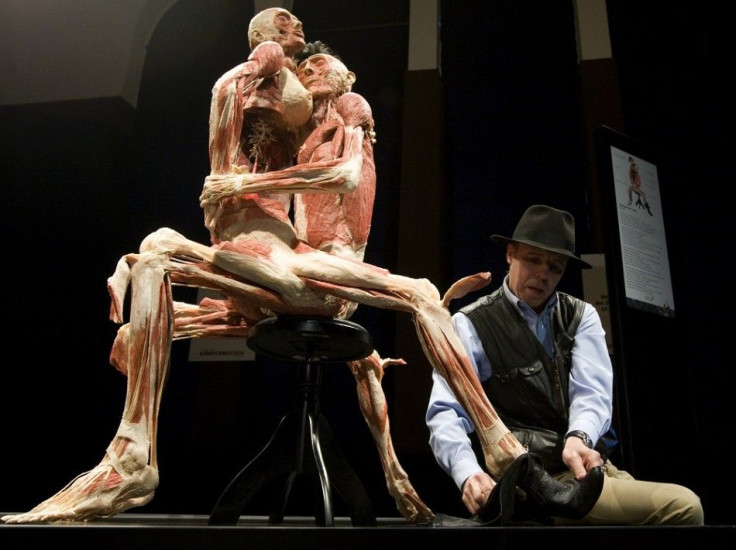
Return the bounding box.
[657,485,704,525]
[674,488,704,525]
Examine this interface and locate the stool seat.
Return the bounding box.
[209,315,376,527]
[247,315,374,363]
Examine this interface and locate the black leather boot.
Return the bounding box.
[477,462,553,526]
[515,453,604,520]
[476,452,527,525]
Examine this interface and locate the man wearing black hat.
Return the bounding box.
[427,205,703,525]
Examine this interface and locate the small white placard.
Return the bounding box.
[187,289,256,362]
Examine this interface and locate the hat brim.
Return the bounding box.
[490,234,592,269]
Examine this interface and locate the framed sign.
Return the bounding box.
[594,126,675,318]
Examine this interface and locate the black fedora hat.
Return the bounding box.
[490,205,592,269]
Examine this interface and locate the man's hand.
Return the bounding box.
[562,436,604,481]
[461,471,496,515]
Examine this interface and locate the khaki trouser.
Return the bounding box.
[553,460,704,526]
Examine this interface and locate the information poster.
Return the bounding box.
[609,146,675,318]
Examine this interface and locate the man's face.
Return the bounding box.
[507,243,567,312]
[297,54,352,98]
[252,8,305,56]
[271,10,305,56]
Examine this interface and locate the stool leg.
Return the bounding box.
[208,412,296,525]
[268,364,319,525]
[268,469,299,525]
[282,359,376,526]
[309,410,335,526]
[312,413,377,526]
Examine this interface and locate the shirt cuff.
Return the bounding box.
[452,457,485,490]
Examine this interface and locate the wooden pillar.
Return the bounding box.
[573,0,625,251]
[392,0,446,452]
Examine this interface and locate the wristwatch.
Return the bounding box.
[564,430,593,449]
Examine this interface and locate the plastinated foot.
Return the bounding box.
[2,423,158,524]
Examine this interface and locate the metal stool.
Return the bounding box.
[209,315,376,526]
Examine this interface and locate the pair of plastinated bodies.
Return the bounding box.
[1,7,526,525]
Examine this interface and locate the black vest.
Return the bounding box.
[459,287,585,473]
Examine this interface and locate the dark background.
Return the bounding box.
[1,0,731,525]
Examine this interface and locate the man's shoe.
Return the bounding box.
[516,453,604,520]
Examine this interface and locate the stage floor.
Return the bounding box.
[2,513,734,549]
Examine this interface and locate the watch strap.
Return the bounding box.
[564,430,593,448]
